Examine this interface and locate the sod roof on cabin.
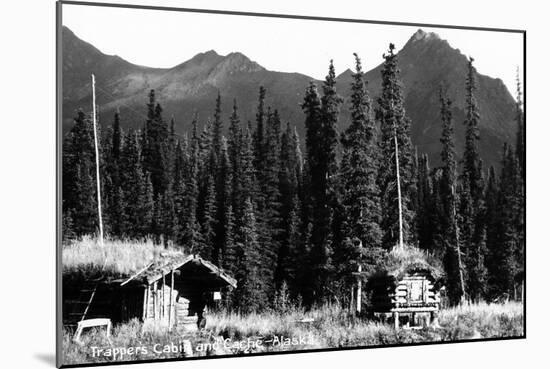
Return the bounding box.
[369,246,445,283]
[62,238,236,287]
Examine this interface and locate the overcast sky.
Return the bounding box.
[62,3,524,96]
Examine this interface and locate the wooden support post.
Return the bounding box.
[147,285,151,319]
[431,310,440,328]
[153,282,157,319]
[169,269,174,328]
[394,312,399,330]
[350,286,354,313]
[142,287,148,320]
[162,274,166,320]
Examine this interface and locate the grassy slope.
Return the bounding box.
[62,302,523,365]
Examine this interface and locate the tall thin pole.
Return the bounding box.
[356,264,362,314]
[394,127,404,250]
[91,74,104,245]
[451,184,466,304]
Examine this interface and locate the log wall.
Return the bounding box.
[391,274,440,307]
[143,281,178,328]
[369,271,440,313]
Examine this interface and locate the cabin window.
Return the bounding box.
[407,280,424,303]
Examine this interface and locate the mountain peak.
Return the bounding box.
[188,50,222,64]
[336,68,354,84]
[203,49,220,57]
[410,29,441,43]
[400,28,455,62]
[217,52,264,73]
[338,68,354,78]
[224,51,253,64]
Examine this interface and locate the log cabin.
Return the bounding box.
[63,253,236,331]
[365,247,444,329]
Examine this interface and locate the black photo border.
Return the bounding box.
[55,1,527,367]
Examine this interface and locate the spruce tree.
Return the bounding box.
[240,123,258,208]
[462,58,484,202]
[514,70,525,178]
[151,193,164,244]
[228,121,264,308]
[416,153,437,252]
[173,139,188,244]
[301,60,342,304]
[234,197,264,312]
[460,57,487,301]
[62,209,76,242]
[105,111,125,236]
[253,86,267,175]
[282,195,303,296]
[222,205,236,271]
[292,126,304,190]
[339,53,382,258]
[438,88,466,304]
[199,118,214,173]
[252,89,269,259]
[228,100,244,218]
[276,122,302,292]
[63,110,99,236]
[108,186,126,237]
[73,160,98,235]
[165,116,178,181]
[457,176,474,291]
[196,118,214,252]
[469,225,488,301]
[200,172,217,261]
[376,44,416,249]
[212,92,223,160]
[514,71,525,284]
[160,184,177,246]
[181,116,203,253]
[494,143,522,297]
[224,204,239,275]
[484,166,500,296]
[214,139,232,266]
[334,54,382,302]
[140,173,155,238]
[439,89,456,230]
[120,129,153,238]
[262,109,284,296]
[142,90,170,196]
[301,82,321,305]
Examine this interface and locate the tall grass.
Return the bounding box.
[438,301,524,340]
[62,319,212,365]
[206,301,523,351]
[62,301,523,365]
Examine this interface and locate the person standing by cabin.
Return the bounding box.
[189,291,210,329]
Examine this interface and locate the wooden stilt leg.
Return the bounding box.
[394,312,399,330]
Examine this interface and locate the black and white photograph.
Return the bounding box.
[56,1,525,367]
